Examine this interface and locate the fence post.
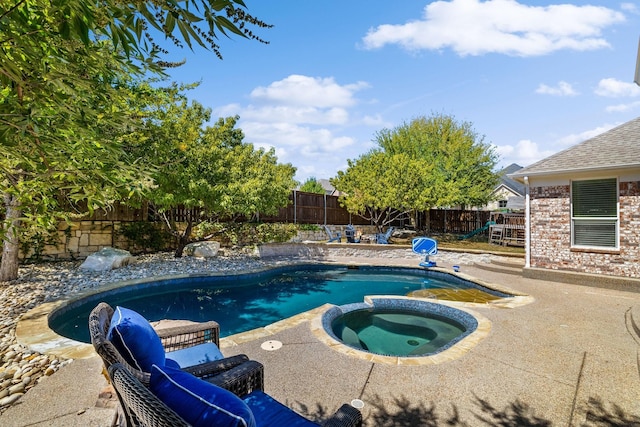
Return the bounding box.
[444,210,447,233]
[323,193,327,225]
[293,190,297,224]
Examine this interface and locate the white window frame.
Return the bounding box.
[570,177,619,250]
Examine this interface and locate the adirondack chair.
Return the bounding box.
[323,225,342,243]
[345,224,360,243]
[376,226,394,244]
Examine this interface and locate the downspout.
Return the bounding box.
[524,176,531,268]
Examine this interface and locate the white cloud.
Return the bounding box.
[595,77,640,97]
[605,101,640,113]
[250,75,369,108]
[621,3,639,14]
[494,139,556,167]
[496,122,625,167]
[215,75,379,181]
[362,0,625,57]
[556,123,619,146]
[241,105,350,125]
[535,81,578,96]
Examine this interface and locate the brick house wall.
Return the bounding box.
[529,180,640,278]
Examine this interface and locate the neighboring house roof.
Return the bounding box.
[495,163,525,196]
[510,116,640,180]
[318,179,341,196]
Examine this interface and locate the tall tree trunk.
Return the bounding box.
[1,193,21,281]
[174,218,193,258]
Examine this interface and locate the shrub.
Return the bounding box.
[119,222,172,254]
[193,222,299,247]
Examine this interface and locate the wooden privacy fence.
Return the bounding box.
[83,191,492,233]
[258,191,370,225]
[424,209,491,235]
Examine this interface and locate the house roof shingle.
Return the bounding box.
[498,163,525,196]
[510,116,640,179]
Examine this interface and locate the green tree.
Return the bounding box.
[141,110,296,257]
[0,0,270,280]
[300,177,325,194]
[332,114,499,232]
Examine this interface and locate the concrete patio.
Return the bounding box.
[1,256,639,426]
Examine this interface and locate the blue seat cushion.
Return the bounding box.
[243,390,318,427]
[150,364,256,427]
[166,342,224,368]
[107,306,165,372]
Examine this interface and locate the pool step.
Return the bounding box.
[473,258,524,276]
[408,288,502,304]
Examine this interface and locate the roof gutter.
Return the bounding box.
[524,176,530,269]
[509,163,640,182]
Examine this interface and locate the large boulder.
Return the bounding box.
[79,247,135,271]
[184,241,221,258]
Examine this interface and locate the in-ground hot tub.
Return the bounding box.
[321,297,481,359]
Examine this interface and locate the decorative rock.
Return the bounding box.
[79,247,135,271]
[184,241,221,258]
[8,383,24,394]
[0,393,22,407]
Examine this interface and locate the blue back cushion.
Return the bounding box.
[243,390,318,427]
[107,306,165,372]
[150,364,256,427]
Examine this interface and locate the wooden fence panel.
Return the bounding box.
[81,192,492,234]
[428,209,491,234]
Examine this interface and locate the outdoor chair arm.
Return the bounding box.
[193,359,265,397]
[155,321,220,351]
[323,403,363,427]
[181,354,251,380]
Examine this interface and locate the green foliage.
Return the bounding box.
[332,114,499,231]
[300,177,325,194]
[0,0,271,279]
[139,111,297,256]
[19,229,60,262]
[118,222,172,254]
[194,222,298,247]
[298,224,321,231]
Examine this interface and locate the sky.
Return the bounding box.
[160,0,640,183]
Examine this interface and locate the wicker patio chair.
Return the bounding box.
[90,302,264,397]
[109,363,189,427]
[108,363,363,427]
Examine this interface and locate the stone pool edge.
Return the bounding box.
[309,295,493,366]
[14,265,533,360]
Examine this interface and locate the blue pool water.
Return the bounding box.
[331,309,465,357]
[324,298,478,357]
[49,264,509,343]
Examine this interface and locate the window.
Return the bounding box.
[498,200,508,208]
[571,178,618,248]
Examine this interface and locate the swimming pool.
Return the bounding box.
[49,264,512,343]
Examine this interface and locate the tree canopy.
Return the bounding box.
[299,177,325,194]
[331,114,499,231]
[0,0,271,280]
[137,107,296,256]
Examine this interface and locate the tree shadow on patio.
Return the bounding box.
[582,397,640,427]
[293,393,640,426]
